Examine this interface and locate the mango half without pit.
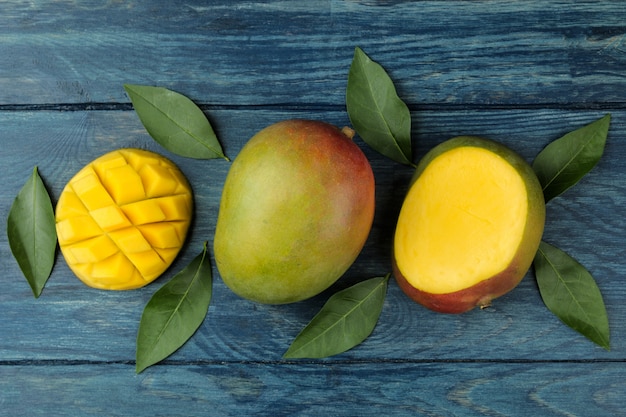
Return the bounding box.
[56,148,193,290]
[393,136,546,314]
[214,119,375,304]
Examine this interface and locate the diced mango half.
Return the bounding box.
[56,148,193,290]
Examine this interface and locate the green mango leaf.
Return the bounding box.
[533,241,610,350]
[124,84,228,161]
[532,114,610,202]
[284,274,390,359]
[7,167,57,298]
[136,242,213,373]
[346,47,414,166]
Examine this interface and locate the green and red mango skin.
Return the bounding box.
[214,119,375,304]
[393,136,546,314]
[393,247,536,314]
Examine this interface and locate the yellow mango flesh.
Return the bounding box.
[56,148,193,290]
[395,146,527,294]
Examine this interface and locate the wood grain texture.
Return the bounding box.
[1,362,624,417]
[1,0,626,415]
[1,1,626,107]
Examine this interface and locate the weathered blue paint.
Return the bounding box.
[1,1,625,416]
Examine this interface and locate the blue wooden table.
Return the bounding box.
[1,1,625,416]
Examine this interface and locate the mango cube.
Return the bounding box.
[55,190,88,219]
[56,215,102,244]
[89,205,131,232]
[90,253,142,288]
[108,228,152,254]
[103,164,146,205]
[138,223,182,249]
[157,194,192,221]
[56,148,193,290]
[71,172,115,211]
[140,164,179,197]
[121,199,166,225]
[67,235,119,264]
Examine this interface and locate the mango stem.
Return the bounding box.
[341,126,356,140]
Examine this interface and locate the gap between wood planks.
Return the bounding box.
[0,358,624,367]
[0,102,624,112]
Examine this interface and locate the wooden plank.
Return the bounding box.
[1,362,624,416]
[1,108,623,363]
[1,1,626,107]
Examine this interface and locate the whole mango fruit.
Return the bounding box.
[214,119,375,304]
[393,136,545,314]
